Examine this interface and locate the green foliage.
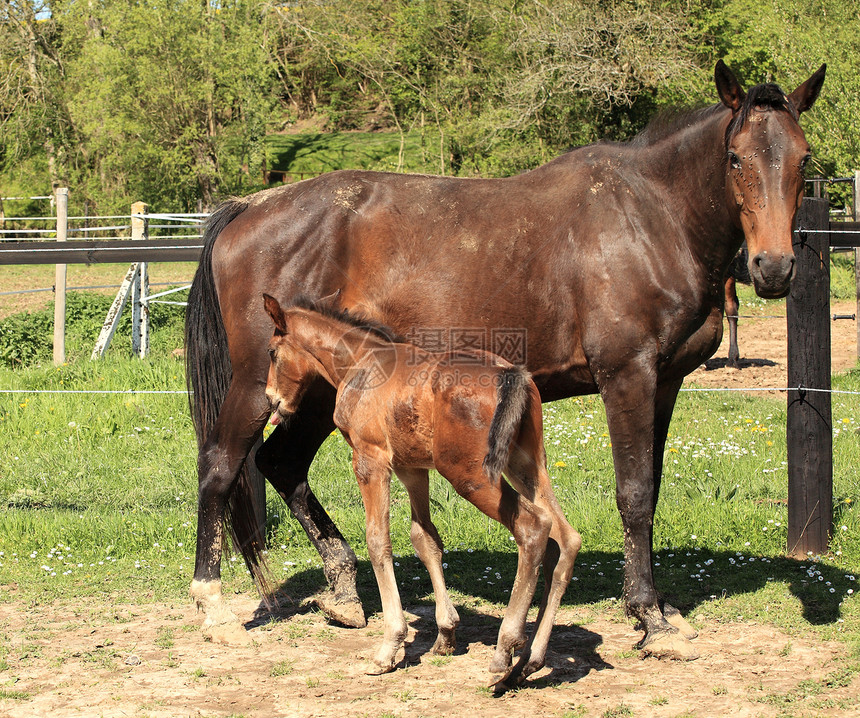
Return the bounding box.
[702,0,860,180]
[2,1,858,207]
[0,290,187,368]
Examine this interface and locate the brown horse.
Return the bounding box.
[262,295,581,683]
[186,61,825,661]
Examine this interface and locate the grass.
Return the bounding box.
[265,130,444,180]
[0,291,858,713]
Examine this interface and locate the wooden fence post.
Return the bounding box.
[786,197,832,557]
[854,170,859,361]
[52,187,69,365]
[130,202,149,357]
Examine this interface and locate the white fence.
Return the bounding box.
[0,189,206,363]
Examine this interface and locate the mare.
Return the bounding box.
[186,61,825,661]
[262,295,581,683]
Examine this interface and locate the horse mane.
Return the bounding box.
[625,82,795,149]
[727,82,797,140]
[627,104,725,147]
[288,295,404,342]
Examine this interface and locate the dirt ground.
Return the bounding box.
[1,295,858,717]
[688,300,858,390]
[1,594,858,718]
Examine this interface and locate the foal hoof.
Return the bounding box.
[663,604,698,640]
[430,632,456,656]
[310,590,367,628]
[638,629,699,661]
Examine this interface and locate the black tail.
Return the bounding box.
[185,198,271,593]
[483,367,531,481]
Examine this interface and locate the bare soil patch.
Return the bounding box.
[689,300,857,391]
[1,596,858,718]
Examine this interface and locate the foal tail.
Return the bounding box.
[483,367,532,482]
[185,197,270,591]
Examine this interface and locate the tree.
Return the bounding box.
[0,0,71,190]
[697,0,860,179]
[61,0,277,211]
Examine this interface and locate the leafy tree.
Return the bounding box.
[697,0,860,179]
[61,0,277,211]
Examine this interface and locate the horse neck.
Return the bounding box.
[642,106,744,278]
[290,313,388,387]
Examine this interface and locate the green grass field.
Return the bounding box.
[0,295,858,659]
[265,130,445,179]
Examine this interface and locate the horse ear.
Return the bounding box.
[788,64,826,114]
[263,294,288,334]
[715,59,746,112]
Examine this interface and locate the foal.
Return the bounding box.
[263,295,581,685]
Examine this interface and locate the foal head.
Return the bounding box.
[715,60,825,298]
[263,294,320,420]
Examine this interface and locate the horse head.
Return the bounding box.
[716,60,826,298]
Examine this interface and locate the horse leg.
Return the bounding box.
[395,468,460,655]
[352,449,406,673]
[601,366,698,660]
[725,275,740,368]
[254,380,365,628]
[500,408,582,684]
[191,382,269,639]
[652,379,698,641]
[441,464,551,679]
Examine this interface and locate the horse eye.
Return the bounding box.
[800,154,812,171]
[727,151,741,170]
[267,347,276,360]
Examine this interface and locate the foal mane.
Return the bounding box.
[288,295,404,343]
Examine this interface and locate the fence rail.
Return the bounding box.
[0,238,204,264]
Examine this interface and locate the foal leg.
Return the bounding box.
[395,468,460,655]
[255,381,365,628]
[353,450,407,673]
[500,398,581,683]
[440,464,551,678]
[503,466,581,682]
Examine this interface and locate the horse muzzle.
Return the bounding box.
[749,251,796,299]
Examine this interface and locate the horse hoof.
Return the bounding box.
[311,591,367,628]
[365,661,396,676]
[639,630,699,661]
[204,622,252,646]
[663,604,698,640]
[488,653,512,676]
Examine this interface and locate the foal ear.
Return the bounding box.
[263,293,288,335]
[788,64,826,114]
[715,59,746,112]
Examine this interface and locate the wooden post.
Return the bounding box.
[854,170,859,361]
[130,202,149,357]
[52,187,69,365]
[786,197,832,557]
